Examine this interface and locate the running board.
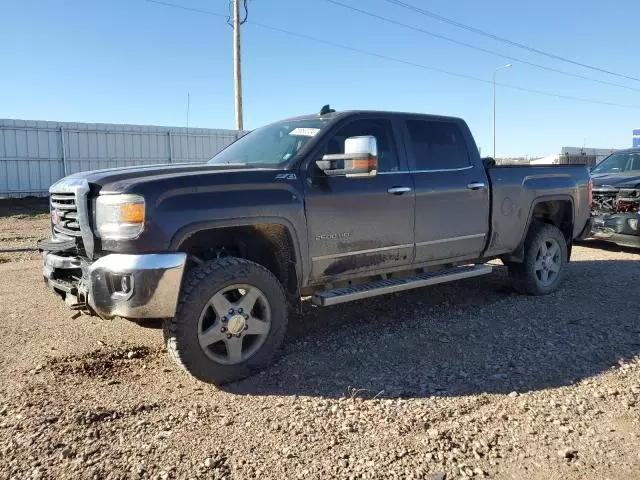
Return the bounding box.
[312,264,493,307]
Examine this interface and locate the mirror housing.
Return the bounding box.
[316,135,378,177]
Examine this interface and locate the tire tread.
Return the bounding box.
[163,257,287,384]
[507,221,568,296]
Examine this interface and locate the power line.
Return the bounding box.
[321,0,640,92]
[246,20,640,109]
[142,0,226,17]
[383,0,640,83]
[140,0,640,109]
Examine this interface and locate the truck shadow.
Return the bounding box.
[226,259,640,399]
[576,239,640,255]
[0,198,48,218]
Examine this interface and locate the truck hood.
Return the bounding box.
[591,172,640,189]
[51,163,277,193]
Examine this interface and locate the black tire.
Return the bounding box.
[508,222,568,296]
[163,257,288,384]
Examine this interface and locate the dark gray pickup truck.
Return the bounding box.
[39,107,592,384]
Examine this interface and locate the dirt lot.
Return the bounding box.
[1,207,639,480]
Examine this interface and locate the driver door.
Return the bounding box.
[304,117,415,282]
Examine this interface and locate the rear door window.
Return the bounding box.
[405,120,471,170]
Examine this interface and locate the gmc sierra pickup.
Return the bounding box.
[39,107,593,384]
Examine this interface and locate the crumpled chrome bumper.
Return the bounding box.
[43,252,187,319]
[588,213,640,248]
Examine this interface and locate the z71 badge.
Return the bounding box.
[275,173,297,180]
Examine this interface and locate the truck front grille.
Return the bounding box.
[51,193,82,237]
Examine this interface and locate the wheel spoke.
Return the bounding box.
[540,269,549,283]
[539,242,548,256]
[534,258,544,271]
[198,283,271,365]
[209,292,233,319]
[238,287,260,314]
[549,260,560,273]
[547,243,559,259]
[199,325,226,347]
[245,317,269,336]
[225,337,243,363]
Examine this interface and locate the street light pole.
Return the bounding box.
[493,63,512,159]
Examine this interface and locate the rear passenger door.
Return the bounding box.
[402,117,490,263]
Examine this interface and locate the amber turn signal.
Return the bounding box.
[120,202,145,224]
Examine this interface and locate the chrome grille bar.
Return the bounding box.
[49,178,94,259]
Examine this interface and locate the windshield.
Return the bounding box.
[208,119,330,167]
[592,152,640,174]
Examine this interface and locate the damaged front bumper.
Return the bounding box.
[42,250,187,319]
[590,213,640,248]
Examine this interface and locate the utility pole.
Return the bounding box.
[233,0,244,131]
[186,92,190,161]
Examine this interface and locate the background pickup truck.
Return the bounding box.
[39,107,593,384]
[589,148,640,248]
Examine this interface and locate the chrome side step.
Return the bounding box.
[312,264,493,307]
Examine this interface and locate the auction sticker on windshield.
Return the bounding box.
[289,128,320,137]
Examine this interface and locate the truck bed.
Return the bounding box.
[484,164,591,257]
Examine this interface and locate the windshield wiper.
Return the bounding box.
[208,160,248,166]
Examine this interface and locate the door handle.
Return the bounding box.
[388,186,412,195]
[467,182,487,190]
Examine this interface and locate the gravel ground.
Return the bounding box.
[0,202,49,264]
[1,208,639,480]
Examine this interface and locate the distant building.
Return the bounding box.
[530,147,616,167]
[495,157,531,165]
[560,147,616,164]
[530,154,560,165]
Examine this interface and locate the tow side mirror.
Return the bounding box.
[316,135,378,178]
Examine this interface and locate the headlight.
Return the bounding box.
[95,194,145,240]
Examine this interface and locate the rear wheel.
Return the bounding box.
[508,222,568,295]
[163,257,288,384]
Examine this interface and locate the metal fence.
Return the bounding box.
[561,147,616,165]
[0,119,241,198]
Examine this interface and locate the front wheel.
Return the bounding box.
[508,222,568,295]
[163,257,288,384]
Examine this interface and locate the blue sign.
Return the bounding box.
[634,129,640,148]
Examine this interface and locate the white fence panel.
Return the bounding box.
[0,119,240,197]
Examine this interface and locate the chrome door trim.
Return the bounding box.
[378,165,474,175]
[312,243,414,261]
[416,233,486,247]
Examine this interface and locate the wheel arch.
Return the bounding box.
[170,217,307,296]
[505,195,575,263]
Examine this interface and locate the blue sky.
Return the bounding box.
[1,0,638,157]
